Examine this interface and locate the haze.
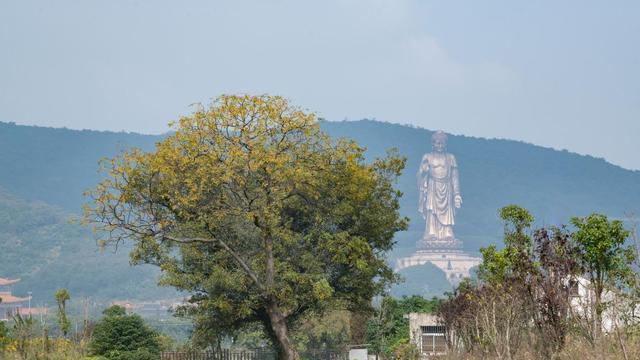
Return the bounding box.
[1,0,639,170]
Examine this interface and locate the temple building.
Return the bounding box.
[0,277,30,321]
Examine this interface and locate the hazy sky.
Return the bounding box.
[1,1,639,170]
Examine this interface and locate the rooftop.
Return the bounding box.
[0,278,20,286]
[0,292,30,304]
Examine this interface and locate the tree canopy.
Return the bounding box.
[90,305,160,360]
[84,94,407,359]
[54,288,71,337]
[366,295,441,358]
[440,206,636,358]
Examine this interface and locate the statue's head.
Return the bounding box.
[431,131,447,153]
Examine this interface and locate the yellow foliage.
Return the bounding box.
[83,94,407,355]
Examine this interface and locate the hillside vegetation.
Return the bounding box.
[0,120,638,299]
[0,187,171,301]
[2,120,638,248]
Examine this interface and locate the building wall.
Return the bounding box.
[408,313,440,345]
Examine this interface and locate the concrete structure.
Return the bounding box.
[568,276,640,332]
[398,250,481,284]
[397,131,481,285]
[348,347,368,360]
[407,313,446,357]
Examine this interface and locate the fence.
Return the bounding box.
[300,350,348,359]
[161,350,275,360]
[161,349,347,360]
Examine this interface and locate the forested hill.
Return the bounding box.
[1,120,638,251]
[0,122,159,211]
[1,120,638,299]
[0,186,172,301]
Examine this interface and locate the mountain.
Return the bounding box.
[0,120,638,299]
[324,120,640,247]
[0,186,173,302]
[0,122,158,212]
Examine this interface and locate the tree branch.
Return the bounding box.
[163,235,267,294]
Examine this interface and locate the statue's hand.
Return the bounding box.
[454,195,462,208]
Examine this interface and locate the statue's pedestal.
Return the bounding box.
[397,245,481,286]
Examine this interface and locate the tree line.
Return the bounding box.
[438,205,639,359]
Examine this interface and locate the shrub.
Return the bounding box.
[90,305,160,359]
[105,348,158,360]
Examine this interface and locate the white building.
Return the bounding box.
[568,276,639,332]
[407,313,446,358]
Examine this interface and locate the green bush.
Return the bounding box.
[90,305,160,359]
[105,348,158,360]
[0,321,10,352]
[393,342,421,360]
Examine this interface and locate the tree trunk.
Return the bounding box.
[594,280,603,341]
[266,302,299,360]
[262,229,298,359]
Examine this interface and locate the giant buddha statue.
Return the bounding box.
[417,131,463,250]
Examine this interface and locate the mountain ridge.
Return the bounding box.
[1,119,638,299]
[346,119,638,173]
[2,119,638,246]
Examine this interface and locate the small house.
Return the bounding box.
[407,313,447,357]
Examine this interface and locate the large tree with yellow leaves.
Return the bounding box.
[84,95,407,359]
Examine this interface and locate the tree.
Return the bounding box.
[11,313,36,359]
[366,295,441,359]
[90,305,160,360]
[54,288,71,337]
[292,310,351,357]
[529,226,580,355]
[571,213,634,337]
[84,94,408,359]
[443,206,581,358]
[477,205,534,284]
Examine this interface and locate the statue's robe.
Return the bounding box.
[418,152,460,241]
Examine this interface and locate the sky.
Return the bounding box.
[1,0,639,170]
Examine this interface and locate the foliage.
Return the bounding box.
[84,95,408,359]
[11,313,37,359]
[55,288,71,337]
[529,226,581,354]
[571,213,635,337]
[392,342,421,360]
[155,334,178,352]
[476,207,580,356]
[571,214,634,289]
[0,188,172,301]
[104,348,158,360]
[0,320,10,353]
[4,119,640,243]
[477,205,534,283]
[440,206,637,359]
[2,120,640,302]
[90,305,160,359]
[292,310,351,354]
[102,305,126,317]
[366,295,441,358]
